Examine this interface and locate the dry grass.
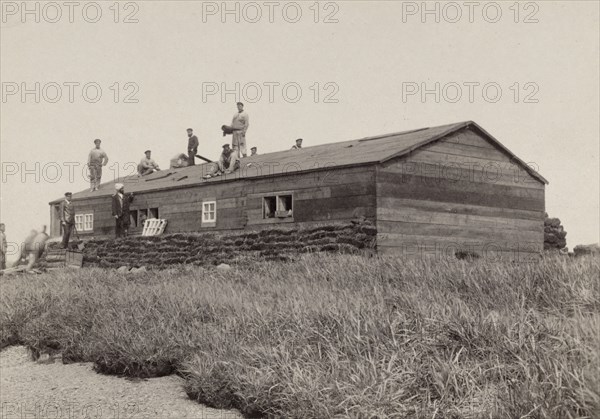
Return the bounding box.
[1,254,598,418]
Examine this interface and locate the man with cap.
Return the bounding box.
[112,183,135,238]
[203,144,239,179]
[88,139,109,191]
[59,192,75,248]
[231,102,249,158]
[138,150,161,176]
[291,138,303,149]
[187,128,199,166]
[250,146,258,156]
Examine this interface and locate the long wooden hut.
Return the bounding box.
[49,121,547,258]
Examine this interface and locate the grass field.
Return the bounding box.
[1,254,598,418]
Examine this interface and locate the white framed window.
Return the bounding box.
[84,214,94,231]
[75,215,84,232]
[75,213,93,232]
[202,201,217,224]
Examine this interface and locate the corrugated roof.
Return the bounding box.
[49,121,547,204]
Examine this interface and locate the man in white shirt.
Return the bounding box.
[138,150,160,176]
[231,102,249,158]
[88,139,109,191]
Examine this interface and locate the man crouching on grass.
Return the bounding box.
[112,183,135,238]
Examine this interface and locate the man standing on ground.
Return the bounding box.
[292,138,303,149]
[231,102,249,158]
[187,128,199,166]
[88,139,109,191]
[250,146,258,156]
[138,150,161,176]
[0,223,7,270]
[60,192,75,248]
[112,183,135,238]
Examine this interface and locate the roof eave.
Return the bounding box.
[48,160,379,205]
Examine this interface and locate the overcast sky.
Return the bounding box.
[1,1,598,256]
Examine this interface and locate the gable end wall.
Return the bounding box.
[375,127,545,260]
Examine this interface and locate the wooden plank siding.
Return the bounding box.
[376,128,545,258]
[63,165,377,239]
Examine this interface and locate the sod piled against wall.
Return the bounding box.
[44,221,377,269]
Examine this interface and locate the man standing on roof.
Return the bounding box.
[59,192,75,249]
[112,183,135,238]
[231,102,249,158]
[187,128,199,166]
[291,138,303,149]
[203,144,239,179]
[88,139,109,192]
[138,150,160,176]
[250,146,258,156]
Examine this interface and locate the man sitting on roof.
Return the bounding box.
[138,150,160,176]
[203,144,239,179]
[291,138,303,149]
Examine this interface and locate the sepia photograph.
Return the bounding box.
[1,1,598,418]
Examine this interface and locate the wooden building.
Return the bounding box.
[49,121,548,258]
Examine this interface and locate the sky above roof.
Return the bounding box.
[1,1,598,253]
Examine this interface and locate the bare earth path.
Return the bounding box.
[0,346,242,419]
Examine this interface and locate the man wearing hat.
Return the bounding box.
[291,138,303,149]
[87,139,109,191]
[231,102,249,158]
[112,183,135,238]
[59,192,75,248]
[250,146,258,156]
[138,150,161,176]
[186,128,199,166]
[203,144,239,179]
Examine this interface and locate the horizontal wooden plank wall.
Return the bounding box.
[376,128,545,258]
[72,166,377,239]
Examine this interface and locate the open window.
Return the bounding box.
[130,211,138,228]
[130,207,160,230]
[263,196,276,218]
[138,209,148,228]
[263,194,293,219]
